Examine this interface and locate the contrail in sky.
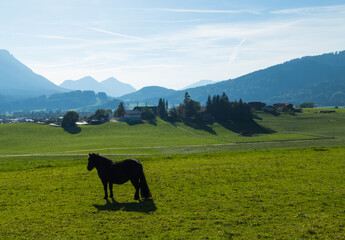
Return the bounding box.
[87,27,144,41]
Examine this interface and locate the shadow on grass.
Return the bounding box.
[126,120,144,126]
[94,199,157,213]
[219,119,275,135]
[268,111,281,116]
[62,126,81,134]
[252,114,263,120]
[169,118,274,136]
[148,119,157,126]
[180,119,217,135]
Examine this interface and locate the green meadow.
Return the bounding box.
[1,110,345,239]
[1,149,345,239]
[0,110,335,156]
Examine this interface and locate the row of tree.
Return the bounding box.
[165,92,252,122]
[206,93,252,122]
[62,91,253,128]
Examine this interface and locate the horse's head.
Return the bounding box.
[87,153,99,171]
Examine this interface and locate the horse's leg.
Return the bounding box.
[102,180,108,199]
[130,178,140,200]
[109,182,113,199]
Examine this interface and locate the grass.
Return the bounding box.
[255,110,345,139]
[2,111,345,238]
[0,117,318,155]
[1,148,345,239]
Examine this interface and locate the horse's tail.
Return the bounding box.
[139,167,152,199]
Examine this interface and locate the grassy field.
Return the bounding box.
[1,148,345,239]
[0,117,319,156]
[4,107,345,156]
[256,109,345,139]
[1,110,345,238]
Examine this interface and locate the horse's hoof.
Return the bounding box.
[134,196,139,200]
[103,196,108,199]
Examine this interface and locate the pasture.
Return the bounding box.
[1,110,345,239]
[0,111,334,156]
[1,148,345,239]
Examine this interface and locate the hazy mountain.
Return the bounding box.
[180,80,216,90]
[119,86,176,104]
[121,51,345,106]
[0,49,65,98]
[60,76,136,97]
[60,76,104,93]
[101,77,136,97]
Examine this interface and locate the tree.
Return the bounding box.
[157,98,168,118]
[61,111,79,128]
[114,102,125,118]
[141,107,155,120]
[92,109,110,122]
[206,93,252,122]
[299,102,315,108]
[182,92,200,119]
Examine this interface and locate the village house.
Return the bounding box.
[133,106,158,115]
[273,103,294,111]
[263,105,276,112]
[124,110,141,121]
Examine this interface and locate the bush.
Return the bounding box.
[61,111,79,128]
[299,102,315,108]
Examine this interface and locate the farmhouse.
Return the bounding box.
[133,106,158,115]
[124,110,141,121]
[273,103,294,111]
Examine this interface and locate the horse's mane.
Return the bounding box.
[92,153,114,165]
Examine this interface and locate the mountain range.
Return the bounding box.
[60,76,136,97]
[120,51,345,106]
[1,49,345,113]
[0,49,66,99]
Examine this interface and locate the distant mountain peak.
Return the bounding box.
[103,76,118,81]
[78,76,97,82]
[0,49,65,98]
[181,80,216,90]
[0,49,11,55]
[60,76,136,97]
[101,77,121,84]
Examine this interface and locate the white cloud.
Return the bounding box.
[151,8,261,15]
[20,3,345,89]
[120,7,261,15]
[36,35,86,41]
[87,27,144,41]
[271,4,345,15]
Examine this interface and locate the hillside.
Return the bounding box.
[60,76,136,97]
[0,49,66,98]
[123,51,345,106]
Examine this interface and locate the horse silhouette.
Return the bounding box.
[87,153,151,200]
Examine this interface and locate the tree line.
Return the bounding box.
[62,91,253,128]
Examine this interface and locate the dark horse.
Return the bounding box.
[87,153,151,200]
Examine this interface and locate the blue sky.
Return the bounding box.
[1,0,345,90]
